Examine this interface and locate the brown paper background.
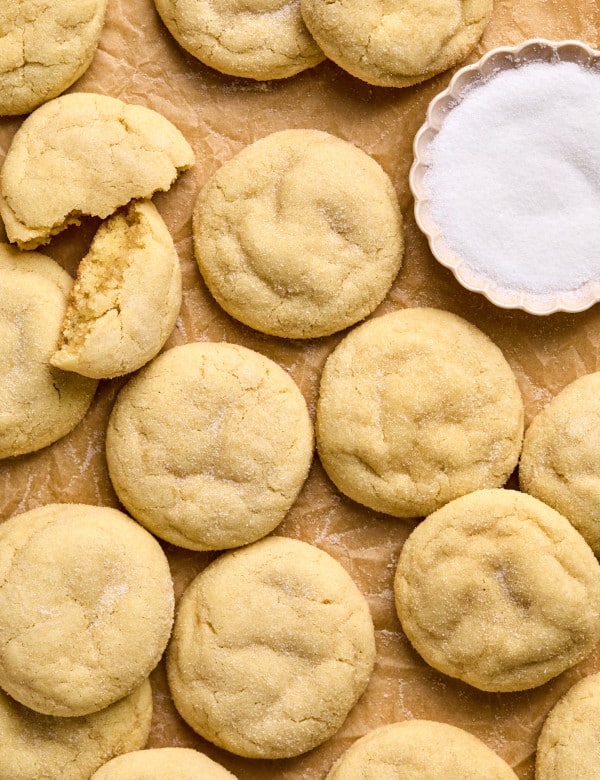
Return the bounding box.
[2,1,600,777]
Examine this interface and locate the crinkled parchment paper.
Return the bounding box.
[2,1,600,777]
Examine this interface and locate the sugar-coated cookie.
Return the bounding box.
[91,747,237,779]
[535,673,600,780]
[106,342,313,550]
[0,680,152,780]
[0,243,97,460]
[520,372,600,556]
[166,536,375,758]
[395,489,600,692]
[300,0,493,87]
[316,308,524,517]
[0,504,174,716]
[326,720,517,779]
[51,201,182,379]
[194,129,403,338]
[153,0,324,80]
[0,0,107,116]
[0,93,194,249]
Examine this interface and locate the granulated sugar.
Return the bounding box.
[424,61,600,294]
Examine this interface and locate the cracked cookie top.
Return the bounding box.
[166,536,376,758]
[0,242,97,460]
[395,489,600,692]
[106,341,314,550]
[0,0,107,116]
[316,307,524,518]
[0,504,174,717]
[300,0,494,87]
[193,129,403,338]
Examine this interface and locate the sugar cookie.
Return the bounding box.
[106,342,313,550]
[1,679,152,780]
[0,0,107,116]
[520,372,600,556]
[395,489,600,692]
[0,243,97,460]
[51,201,182,379]
[536,673,600,780]
[326,720,517,779]
[91,747,237,779]
[300,0,493,88]
[0,93,195,249]
[166,536,375,758]
[316,308,524,517]
[193,129,403,338]
[0,504,174,716]
[153,0,324,80]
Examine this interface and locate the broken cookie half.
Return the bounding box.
[51,200,182,379]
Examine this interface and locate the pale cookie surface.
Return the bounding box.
[166,536,376,758]
[326,720,517,779]
[91,747,237,779]
[194,129,403,338]
[106,342,313,550]
[51,201,182,379]
[153,0,324,80]
[395,489,600,692]
[300,0,493,87]
[535,673,600,780]
[0,243,97,460]
[0,679,152,780]
[316,308,524,517]
[0,92,194,248]
[520,372,600,556]
[0,0,107,116]
[0,504,174,716]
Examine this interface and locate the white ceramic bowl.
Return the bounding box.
[410,39,600,315]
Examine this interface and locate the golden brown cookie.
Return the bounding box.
[166,536,376,758]
[316,308,524,517]
[0,243,97,460]
[395,489,600,692]
[153,0,324,80]
[91,747,237,779]
[0,0,107,116]
[519,372,600,556]
[300,0,494,87]
[193,129,403,338]
[1,680,153,780]
[51,201,182,379]
[0,93,194,248]
[0,504,174,716]
[326,720,517,779]
[535,673,600,780]
[106,342,313,550]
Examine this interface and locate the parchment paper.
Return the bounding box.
[2,1,600,777]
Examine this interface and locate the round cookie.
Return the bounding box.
[106,342,313,550]
[153,0,324,80]
[316,308,524,518]
[326,720,517,779]
[0,504,174,717]
[535,673,600,780]
[0,0,107,116]
[0,92,195,249]
[91,747,237,779]
[193,129,403,339]
[300,0,494,88]
[166,536,376,758]
[519,372,600,556]
[0,243,97,460]
[0,679,153,780]
[394,489,600,692]
[51,201,182,379]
